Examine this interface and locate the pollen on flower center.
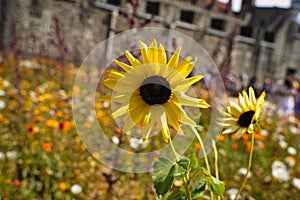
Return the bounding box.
[238,110,255,127]
[139,75,171,105]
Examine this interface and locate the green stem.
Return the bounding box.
[234,132,255,200]
[169,137,179,162]
[169,138,192,200]
[191,127,213,200]
[212,139,221,200]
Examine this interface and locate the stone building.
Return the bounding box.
[0,0,299,85]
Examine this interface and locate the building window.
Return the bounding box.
[107,0,121,6]
[211,18,225,31]
[264,31,275,43]
[240,26,253,38]
[146,1,160,15]
[180,10,194,23]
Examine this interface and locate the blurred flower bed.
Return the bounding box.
[0,55,300,199]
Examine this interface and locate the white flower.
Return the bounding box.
[0,152,5,160]
[71,184,82,194]
[278,140,288,149]
[227,188,240,200]
[260,129,268,136]
[289,127,299,134]
[238,167,251,178]
[59,90,68,100]
[111,136,120,145]
[288,116,297,123]
[285,156,296,167]
[129,137,139,149]
[103,101,110,108]
[271,161,290,182]
[87,114,95,123]
[292,178,300,190]
[6,151,17,159]
[287,146,297,155]
[3,80,10,87]
[0,100,5,109]
[0,90,5,96]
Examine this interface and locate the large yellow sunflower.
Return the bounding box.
[221,87,266,138]
[103,39,210,143]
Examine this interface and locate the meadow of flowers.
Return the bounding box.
[0,54,300,200]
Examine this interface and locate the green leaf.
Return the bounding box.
[165,188,187,200]
[206,175,224,196]
[201,168,225,196]
[152,157,177,195]
[174,157,190,176]
[188,153,198,169]
[191,182,206,199]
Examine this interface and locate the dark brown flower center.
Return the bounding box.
[139,75,171,105]
[238,110,255,127]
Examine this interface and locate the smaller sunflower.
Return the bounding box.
[221,87,266,138]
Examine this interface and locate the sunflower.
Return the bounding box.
[221,87,266,138]
[103,39,210,143]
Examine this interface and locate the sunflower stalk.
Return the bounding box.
[234,131,255,200]
[169,137,192,200]
[191,126,214,200]
[212,139,221,200]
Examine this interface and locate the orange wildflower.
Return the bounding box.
[116,128,122,134]
[231,134,238,140]
[13,179,21,186]
[58,182,68,191]
[194,142,201,150]
[46,119,59,128]
[254,133,265,141]
[242,134,249,141]
[34,115,43,122]
[56,111,63,118]
[42,142,52,152]
[231,143,238,150]
[216,135,225,141]
[245,141,251,152]
[59,121,72,131]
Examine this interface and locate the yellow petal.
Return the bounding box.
[129,95,150,124]
[177,57,197,78]
[113,59,133,72]
[235,128,246,138]
[167,47,181,68]
[123,113,137,132]
[139,40,148,64]
[242,90,251,109]
[107,69,125,78]
[180,109,197,127]
[104,79,117,89]
[176,56,191,71]
[98,95,111,101]
[160,112,170,143]
[228,101,243,116]
[249,87,256,108]
[158,44,167,64]
[164,101,181,131]
[147,39,158,63]
[111,104,129,118]
[255,91,266,119]
[179,94,210,108]
[186,74,204,85]
[125,51,142,67]
[222,125,239,134]
[238,93,247,111]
